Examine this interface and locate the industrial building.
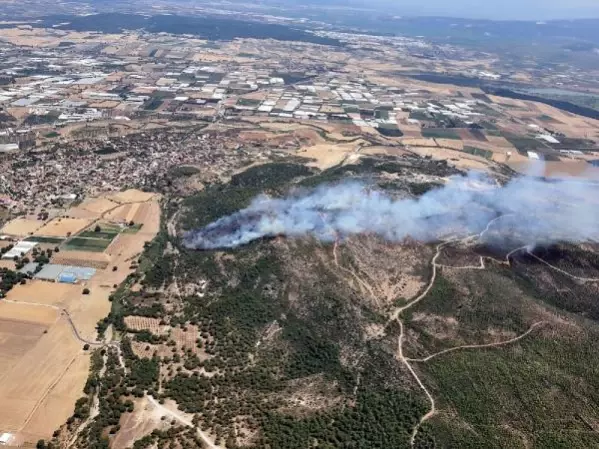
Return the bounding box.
[1,241,37,260]
[34,264,96,283]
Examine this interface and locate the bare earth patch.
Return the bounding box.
[34,218,93,238]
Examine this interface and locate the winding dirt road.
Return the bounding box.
[383,220,550,446]
[406,321,546,363]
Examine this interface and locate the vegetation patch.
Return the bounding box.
[63,237,111,252]
[463,146,493,160]
[24,236,64,244]
[422,128,461,140]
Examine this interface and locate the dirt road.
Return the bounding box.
[146,396,222,449]
[407,321,546,363]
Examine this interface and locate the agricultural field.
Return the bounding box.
[34,218,93,238]
[463,146,493,160]
[124,316,165,333]
[24,236,65,245]
[0,218,44,237]
[421,128,462,140]
[0,191,162,445]
[78,197,119,215]
[63,237,112,252]
[0,301,87,445]
[110,189,157,204]
[5,281,81,306]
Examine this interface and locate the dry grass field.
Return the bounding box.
[51,251,111,269]
[408,146,491,171]
[21,353,90,439]
[436,138,464,151]
[34,218,92,238]
[0,318,48,381]
[297,141,370,170]
[105,203,136,222]
[110,189,156,204]
[63,207,100,220]
[0,302,85,444]
[6,281,82,307]
[79,197,120,215]
[0,302,58,325]
[0,218,44,237]
[105,203,146,224]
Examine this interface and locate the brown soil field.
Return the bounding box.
[63,207,101,220]
[0,260,16,270]
[104,203,135,222]
[401,138,439,147]
[110,189,156,204]
[131,328,210,361]
[1,218,44,237]
[0,318,81,436]
[401,129,425,138]
[531,103,599,138]
[0,302,58,325]
[132,341,170,359]
[297,141,369,170]
[408,146,491,171]
[104,200,153,225]
[0,319,47,381]
[435,139,464,151]
[238,130,280,142]
[22,353,90,439]
[171,325,200,350]
[456,129,488,141]
[360,146,411,157]
[79,197,120,215]
[6,281,82,307]
[131,202,154,226]
[51,251,110,269]
[34,218,92,238]
[88,100,120,109]
[67,285,111,341]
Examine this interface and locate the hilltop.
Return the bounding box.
[50,156,599,449]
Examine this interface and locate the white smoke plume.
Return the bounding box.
[182,171,599,250]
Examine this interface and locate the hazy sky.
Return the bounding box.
[381,0,599,20]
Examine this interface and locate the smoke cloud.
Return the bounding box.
[183,171,599,250]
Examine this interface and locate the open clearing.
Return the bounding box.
[112,397,169,449]
[297,142,368,170]
[0,218,44,237]
[34,218,93,238]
